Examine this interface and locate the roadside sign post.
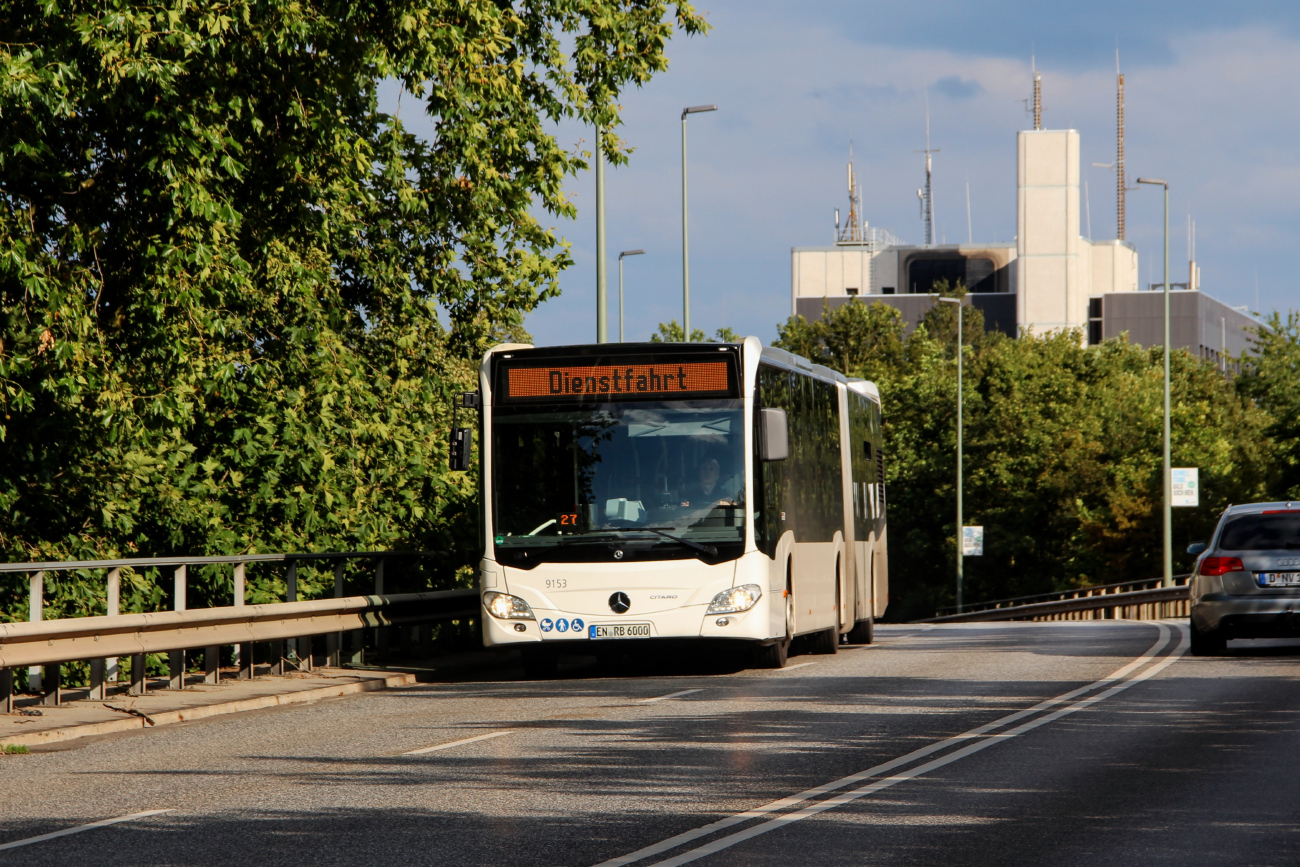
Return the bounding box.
[962,526,984,557]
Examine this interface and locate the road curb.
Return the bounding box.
[0,672,417,749]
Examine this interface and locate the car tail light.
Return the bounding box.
[1200,556,1244,577]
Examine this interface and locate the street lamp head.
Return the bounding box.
[682,104,718,119]
[1136,177,1167,187]
[936,296,961,304]
[620,249,645,259]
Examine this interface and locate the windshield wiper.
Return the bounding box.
[552,528,718,557]
[637,527,718,557]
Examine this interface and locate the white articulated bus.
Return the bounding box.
[465,337,888,676]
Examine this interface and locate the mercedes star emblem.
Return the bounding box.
[614,549,624,560]
[609,592,631,614]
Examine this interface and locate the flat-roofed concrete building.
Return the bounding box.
[791,125,1259,356]
[1089,290,1257,367]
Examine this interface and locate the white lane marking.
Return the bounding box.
[646,623,1189,867]
[640,689,705,704]
[403,730,513,755]
[780,662,818,671]
[593,622,1173,867]
[0,809,174,852]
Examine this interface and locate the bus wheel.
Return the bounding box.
[811,626,839,654]
[812,583,841,654]
[847,617,875,645]
[754,638,789,669]
[520,646,559,679]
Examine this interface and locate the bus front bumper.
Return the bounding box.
[480,597,772,647]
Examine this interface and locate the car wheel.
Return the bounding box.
[847,617,875,645]
[1189,618,1226,656]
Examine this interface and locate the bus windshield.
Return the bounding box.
[491,400,746,561]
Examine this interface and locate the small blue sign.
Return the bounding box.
[571,618,585,633]
[556,618,569,632]
[539,618,553,633]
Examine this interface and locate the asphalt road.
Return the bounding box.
[2,621,1299,866]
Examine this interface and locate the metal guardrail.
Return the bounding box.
[932,575,1191,618]
[0,552,478,713]
[920,583,1191,624]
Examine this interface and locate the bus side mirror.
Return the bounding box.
[449,427,473,471]
[449,391,480,471]
[1187,541,1207,556]
[759,408,788,462]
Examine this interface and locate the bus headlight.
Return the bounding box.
[707,584,762,615]
[483,591,536,620]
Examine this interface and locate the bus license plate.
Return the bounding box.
[590,623,651,640]
[1258,572,1300,587]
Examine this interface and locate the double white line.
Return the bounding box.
[596,622,1187,867]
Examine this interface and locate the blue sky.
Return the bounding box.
[390,2,1300,346]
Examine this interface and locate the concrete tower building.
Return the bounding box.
[1015,128,1138,334]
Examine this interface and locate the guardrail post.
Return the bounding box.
[375,557,389,659]
[284,560,298,669]
[40,663,61,707]
[107,567,120,685]
[27,571,43,694]
[348,622,364,666]
[169,564,186,690]
[89,567,121,700]
[89,658,106,701]
[130,653,147,695]
[234,563,253,680]
[1,668,12,714]
[204,645,220,684]
[327,560,344,667]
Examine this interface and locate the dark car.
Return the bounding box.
[1188,502,1300,655]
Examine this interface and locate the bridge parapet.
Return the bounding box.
[921,575,1191,624]
[0,552,475,712]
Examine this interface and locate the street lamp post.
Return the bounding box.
[937,296,964,612]
[618,249,645,343]
[681,104,717,341]
[1137,177,1172,589]
[596,125,608,343]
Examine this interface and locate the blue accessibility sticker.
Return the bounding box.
[571,618,584,632]
[556,618,569,632]
[540,618,553,633]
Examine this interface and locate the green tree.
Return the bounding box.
[774,299,906,382]
[776,305,1275,620]
[650,321,738,343]
[0,0,706,620]
[1237,311,1300,497]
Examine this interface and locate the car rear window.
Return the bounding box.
[1219,513,1300,550]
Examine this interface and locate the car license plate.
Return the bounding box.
[1258,572,1300,587]
[589,623,651,640]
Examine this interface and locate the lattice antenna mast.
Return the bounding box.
[915,92,940,246]
[1116,48,1126,240]
[1032,57,1042,130]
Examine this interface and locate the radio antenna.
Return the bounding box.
[915,89,940,245]
[1116,44,1126,240]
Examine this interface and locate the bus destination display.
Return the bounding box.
[503,360,733,402]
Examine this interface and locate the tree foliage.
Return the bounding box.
[776,298,1284,621]
[650,320,738,343]
[0,0,705,620]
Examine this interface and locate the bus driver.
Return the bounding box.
[680,458,740,508]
